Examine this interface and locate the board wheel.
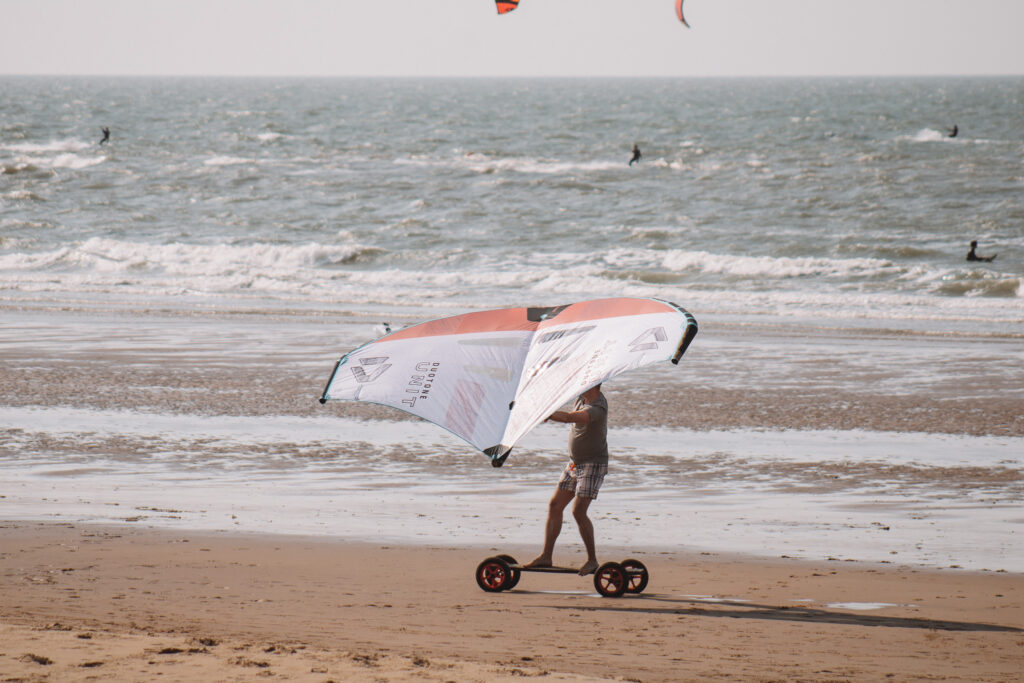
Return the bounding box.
[621,558,649,594]
[497,555,521,589]
[594,561,628,598]
[476,556,513,592]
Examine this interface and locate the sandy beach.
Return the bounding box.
[1,522,1022,682]
[2,306,1023,680]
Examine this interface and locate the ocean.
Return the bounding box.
[2,76,1022,571]
[2,76,1021,326]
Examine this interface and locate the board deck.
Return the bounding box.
[511,564,580,574]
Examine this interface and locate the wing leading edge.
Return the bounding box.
[676,0,690,27]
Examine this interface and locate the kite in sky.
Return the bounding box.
[676,0,689,27]
[320,298,698,467]
[496,1,690,26]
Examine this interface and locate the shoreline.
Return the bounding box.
[4,405,1021,572]
[1,521,1021,682]
[2,306,1021,437]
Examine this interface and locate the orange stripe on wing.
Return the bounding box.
[540,298,674,326]
[496,0,519,15]
[675,0,689,27]
[384,307,537,341]
[381,298,675,342]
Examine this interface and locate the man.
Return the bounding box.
[967,240,996,262]
[629,144,641,166]
[99,127,110,145]
[525,384,609,576]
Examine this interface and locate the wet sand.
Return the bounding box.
[2,307,1022,436]
[1,522,1021,682]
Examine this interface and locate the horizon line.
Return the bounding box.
[2,72,1022,79]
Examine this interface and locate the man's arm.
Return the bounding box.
[547,409,591,425]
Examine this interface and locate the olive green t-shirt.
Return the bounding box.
[568,394,608,465]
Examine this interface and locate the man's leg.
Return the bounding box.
[525,487,574,568]
[572,495,598,575]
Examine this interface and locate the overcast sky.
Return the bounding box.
[2,0,1023,78]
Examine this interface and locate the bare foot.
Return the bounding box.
[524,555,553,569]
[578,559,598,576]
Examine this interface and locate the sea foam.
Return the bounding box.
[1,139,92,154]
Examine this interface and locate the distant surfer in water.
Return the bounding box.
[629,144,641,166]
[99,127,110,145]
[948,125,958,138]
[525,384,609,576]
[967,240,996,262]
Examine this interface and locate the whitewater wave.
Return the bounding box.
[397,153,624,175]
[934,272,1022,298]
[51,153,106,169]
[907,129,953,143]
[3,190,45,201]
[1,139,92,154]
[203,156,258,166]
[0,228,1020,337]
[4,239,1017,302]
[0,238,386,278]
[659,250,898,280]
[1,150,105,172]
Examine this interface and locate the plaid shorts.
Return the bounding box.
[557,462,608,500]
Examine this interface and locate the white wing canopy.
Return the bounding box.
[320,297,698,466]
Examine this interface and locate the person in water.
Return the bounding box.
[525,384,609,576]
[967,240,996,262]
[99,127,110,145]
[629,144,641,166]
[948,125,958,138]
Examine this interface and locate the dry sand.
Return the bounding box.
[1,522,1021,682]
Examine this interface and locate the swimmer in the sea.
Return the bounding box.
[966,240,996,262]
[99,127,110,145]
[948,125,958,138]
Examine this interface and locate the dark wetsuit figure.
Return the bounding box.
[99,127,110,145]
[948,125,958,138]
[967,240,996,262]
[629,144,641,166]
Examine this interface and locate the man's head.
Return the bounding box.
[581,384,602,401]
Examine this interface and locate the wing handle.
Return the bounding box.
[319,356,346,404]
[671,312,699,364]
[485,445,512,468]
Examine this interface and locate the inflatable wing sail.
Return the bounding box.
[675,0,689,27]
[320,298,698,467]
